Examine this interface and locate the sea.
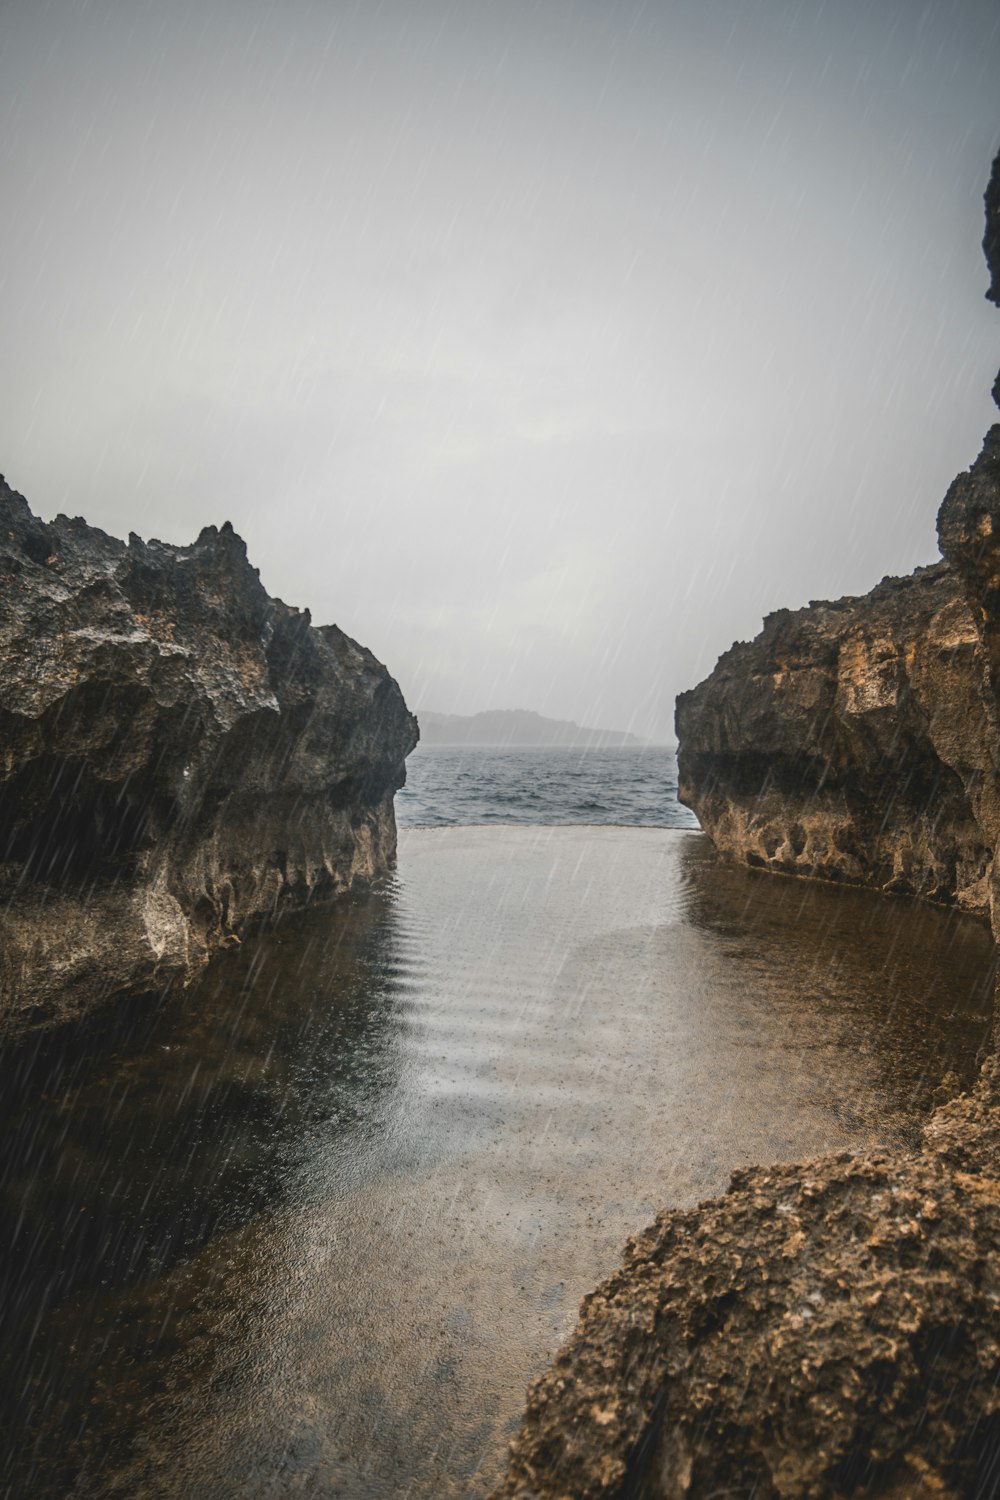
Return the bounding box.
[396,744,699,829]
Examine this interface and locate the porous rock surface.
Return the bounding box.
[490,156,1000,1500]
[675,561,995,917]
[0,480,416,1034]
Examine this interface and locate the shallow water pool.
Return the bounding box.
[1,828,994,1497]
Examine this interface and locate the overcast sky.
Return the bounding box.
[2,0,998,743]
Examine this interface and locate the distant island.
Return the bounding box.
[416,709,644,748]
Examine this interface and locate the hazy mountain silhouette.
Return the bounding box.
[416,709,643,748]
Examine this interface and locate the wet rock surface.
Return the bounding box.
[0,480,416,1034]
[491,155,1000,1500]
[675,561,995,916]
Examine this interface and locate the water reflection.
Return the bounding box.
[0,829,994,1498]
[677,837,996,1128]
[0,885,411,1495]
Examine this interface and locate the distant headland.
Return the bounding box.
[416,708,645,748]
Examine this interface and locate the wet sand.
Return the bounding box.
[1,828,994,1497]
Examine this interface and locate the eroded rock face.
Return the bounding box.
[491,155,1000,1500]
[939,427,1000,682]
[0,480,417,1033]
[675,562,997,918]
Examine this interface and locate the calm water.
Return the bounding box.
[396,745,698,828]
[1,827,994,1498]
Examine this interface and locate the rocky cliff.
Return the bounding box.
[675,562,994,916]
[491,155,1000,1500]
[0,481,417,1034]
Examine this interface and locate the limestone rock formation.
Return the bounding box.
[0,481,417,1034]
[491,155,1000,1500]
[675,562,995,917]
